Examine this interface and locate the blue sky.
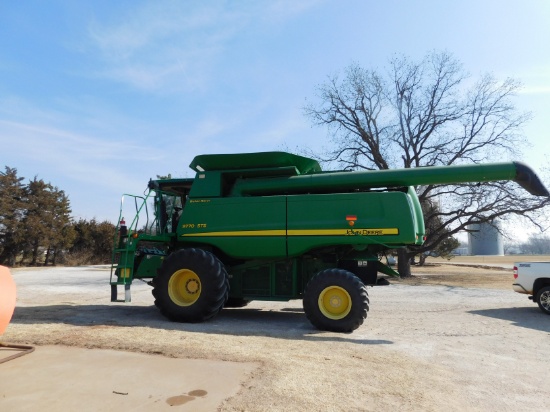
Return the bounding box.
[1,0,549,229]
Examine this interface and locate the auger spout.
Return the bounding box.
[230,161,549,197]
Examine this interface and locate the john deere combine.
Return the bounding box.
[110,152,548,332]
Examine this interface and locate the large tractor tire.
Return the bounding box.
[153,248,228,323]
[303,269,369,333]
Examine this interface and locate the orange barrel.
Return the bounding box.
[0,266,16,335]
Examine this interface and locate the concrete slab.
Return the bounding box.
[0,345,256,411]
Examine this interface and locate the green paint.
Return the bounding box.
[110,151,548,302]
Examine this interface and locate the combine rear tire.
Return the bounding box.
[153,248,228,322]
[303,269,369,333]
[536,286,550,315]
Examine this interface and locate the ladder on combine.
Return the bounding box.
[110,193,150,302]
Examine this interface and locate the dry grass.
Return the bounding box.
[394,254,550,289]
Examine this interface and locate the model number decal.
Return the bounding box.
[519,263,531,267]
[182,223,207,229]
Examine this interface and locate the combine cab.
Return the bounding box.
[111,152,548,332]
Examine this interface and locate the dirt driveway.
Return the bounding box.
[2,258,550,411]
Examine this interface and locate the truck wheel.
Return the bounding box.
[153,248,228,322]
[536,286,550,315]
[303,269,369,333]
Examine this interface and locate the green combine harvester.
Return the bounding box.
[110,151,548,332]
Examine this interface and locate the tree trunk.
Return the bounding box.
[31,240,39,266]
[44,247,51,266]
[7,253,16,267]
[52,248,58,266]
[397,248,412,278]
[418,253,427,266]
[21,249,30,265]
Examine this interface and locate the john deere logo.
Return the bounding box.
[346,215,357,227]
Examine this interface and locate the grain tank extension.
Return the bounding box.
[110,152,548,332]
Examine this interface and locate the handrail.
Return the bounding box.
[110,191,152,284]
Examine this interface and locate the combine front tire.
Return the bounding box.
[303,269,369,333]
[153,248,228,322]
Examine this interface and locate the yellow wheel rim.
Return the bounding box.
[318,286,352,320]
[168,269,201,306]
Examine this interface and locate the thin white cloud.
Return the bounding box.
[265,0,326,21]
[88,3,233,59]
[85,3,243,92]
[85,1,322,93]
[0,119,165,192]
[0,120,161,161]
[519,86,550,95]
[512,65,550,95]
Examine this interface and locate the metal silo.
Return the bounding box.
[468,221,504,256]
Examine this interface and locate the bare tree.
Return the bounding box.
[305,51,549,276]
[519,234,550,255]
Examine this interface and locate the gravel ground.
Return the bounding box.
[3,261,550,411]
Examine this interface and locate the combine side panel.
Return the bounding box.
[286,191,418,256]
[178,196,287,259]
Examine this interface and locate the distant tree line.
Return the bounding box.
[0,167,115,267]
[504,235,550,255]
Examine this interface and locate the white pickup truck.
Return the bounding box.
[513,262,550,314]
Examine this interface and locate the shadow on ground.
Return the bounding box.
[469,307,550,333]
[10,304,393,345]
